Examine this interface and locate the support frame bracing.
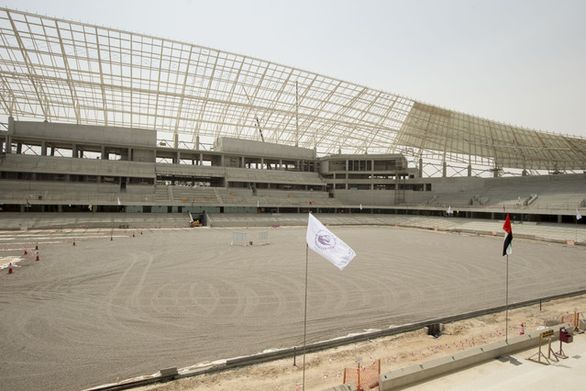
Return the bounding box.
[0,7,585,174]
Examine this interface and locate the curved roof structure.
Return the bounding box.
[1,7,585,171]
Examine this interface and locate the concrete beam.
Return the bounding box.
[379,325,567,390]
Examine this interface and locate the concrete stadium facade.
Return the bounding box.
[0,7,585,224]
[1,118,585,225]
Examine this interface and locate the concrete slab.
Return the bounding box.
[406,333,586,390]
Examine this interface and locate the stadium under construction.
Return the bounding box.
[2,7,586,391]
[0,7,585,226]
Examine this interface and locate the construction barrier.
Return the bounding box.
[561,311,583,332]
[343,360,380,391]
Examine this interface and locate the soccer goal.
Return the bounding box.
[231,231,248,246]
[230,230,270,246]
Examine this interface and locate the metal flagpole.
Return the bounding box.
[505,254,509,343]
[302,244,309,390]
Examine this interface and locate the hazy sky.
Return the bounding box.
[3,0,586,136]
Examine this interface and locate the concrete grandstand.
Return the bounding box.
[0,7,585,224]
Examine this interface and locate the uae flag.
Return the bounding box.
[502,213,513,256]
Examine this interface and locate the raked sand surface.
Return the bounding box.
[0,225,585,391]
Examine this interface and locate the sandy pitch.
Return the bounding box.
[0,225,585,391]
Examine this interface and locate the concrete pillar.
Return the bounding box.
[50,146,55,156]
[195,135,200,150]
[173,132,178,149]
[72,145,78,158]
[418,157,423,177]
[4,116,13,154]
[199,153,203,166]
[241,156,245,168]
[279,159,283,169]
[491,212,495,220]
[101,146,107,160]
[467,164,472,177]
[4,135,10,153]
[442,161,447,177]
[58,205,63,212]
[16,142,22,154]
[558,215,562,223]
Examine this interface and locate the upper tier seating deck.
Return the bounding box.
[224,167,325,185]
[409,174,586,212]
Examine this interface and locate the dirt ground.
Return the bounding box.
[139,294,586,391]
[1,225,585,391]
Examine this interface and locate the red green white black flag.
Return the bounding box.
[502,213,513,256]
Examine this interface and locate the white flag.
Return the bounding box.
[447,206,453,215]
[306,214,356,271]
[117,197,121,206]
[578,209,583,221]
[359,203,363,210]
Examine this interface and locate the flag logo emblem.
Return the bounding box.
[315,230,337,250]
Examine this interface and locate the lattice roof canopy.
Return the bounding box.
[1,7,585,170]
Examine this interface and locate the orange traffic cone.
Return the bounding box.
[8,263,13,274]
